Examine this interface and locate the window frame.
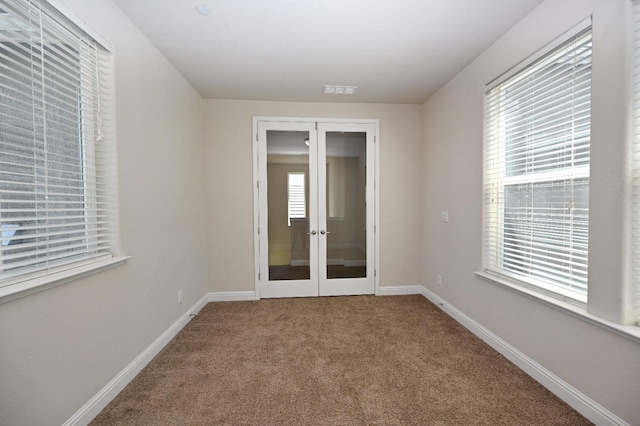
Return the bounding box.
[481,18,592,306]
[0,0,126,303]
[632,0,640,325]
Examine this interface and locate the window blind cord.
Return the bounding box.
[94,42,104,143]
[568,37,578,286]
[33,0,52,268]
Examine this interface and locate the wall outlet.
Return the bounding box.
[441,211,449,223]
[437,274,442,286]
[178,290,183,304]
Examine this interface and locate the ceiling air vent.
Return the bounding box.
[323,85,358,95]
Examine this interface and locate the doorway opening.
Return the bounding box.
[253,117,379,298]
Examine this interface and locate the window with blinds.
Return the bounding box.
[632,1,640,324]
[287,172,306,226]
[483,22,592,304]
[0,0,117,286]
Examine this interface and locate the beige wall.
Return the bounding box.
[267,161,309,265]
[334,156,364,251]
[205,100,424,292]
[0,1,209,424]
[421,0,639,423]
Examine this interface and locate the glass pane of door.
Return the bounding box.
[266,130,311,281]
[325,131,367,279]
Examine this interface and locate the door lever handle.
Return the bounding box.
[307,230,317,235]
[320,230,331,235]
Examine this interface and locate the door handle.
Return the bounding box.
[320,230,331,235]
[307,230,317,235]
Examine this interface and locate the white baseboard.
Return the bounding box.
[378,285,424,296]
[419,286,628,426]
[63,293,210,426]
[208,290,257,302]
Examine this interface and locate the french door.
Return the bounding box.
[254,118,377,298]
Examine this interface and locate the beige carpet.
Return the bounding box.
[91,295,591,425]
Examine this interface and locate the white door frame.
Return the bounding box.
[252,116,380,299]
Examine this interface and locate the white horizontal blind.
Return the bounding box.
[483,26,592,303]
[632,0,640,324]
[287,172,306,226]
[0,0,115,284]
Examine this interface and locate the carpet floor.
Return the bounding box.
[91,295,591,425]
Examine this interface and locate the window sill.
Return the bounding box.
[475,271,640,345]
[0,256,130,305]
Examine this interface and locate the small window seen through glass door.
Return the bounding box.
[288,172,306,226]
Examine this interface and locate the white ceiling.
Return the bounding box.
[112,0,544,104]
